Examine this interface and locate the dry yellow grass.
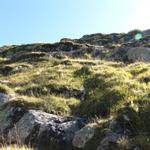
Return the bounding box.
[1,145,33,150]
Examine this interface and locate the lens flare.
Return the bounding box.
[135,33,142,40]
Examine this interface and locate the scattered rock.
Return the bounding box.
[72,125,95,148]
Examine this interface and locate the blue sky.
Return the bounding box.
[0,0,150,46]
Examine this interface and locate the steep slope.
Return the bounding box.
[0,29,150,150]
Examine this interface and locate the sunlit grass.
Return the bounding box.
[0,52,150,117]
[1,145,33,150]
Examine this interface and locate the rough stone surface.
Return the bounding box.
[72,125,95,148]
[0,106,26,140]
[97,120,125,150]
[127,47,150,62]
[1,29,150,62]
[8,110,86,150]
[0,93,15,105]
[97,132,121,150]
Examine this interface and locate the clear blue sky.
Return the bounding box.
[0,0,150,46]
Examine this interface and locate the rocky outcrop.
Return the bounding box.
[0,91,144,150]
[126,47,150,62]
[8,110,86,150]
[1,29,150,63]
[111,46,150,62]
[0,93,126,150]
[0,93,87,150]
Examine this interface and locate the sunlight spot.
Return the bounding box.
[135,33,142,40]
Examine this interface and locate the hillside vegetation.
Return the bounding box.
[0,29,150,150]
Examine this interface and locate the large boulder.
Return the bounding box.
[7,109,86,150]
[0,92,87,150]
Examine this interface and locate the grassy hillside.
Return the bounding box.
[0,41,150,149]
[0,47,150,117]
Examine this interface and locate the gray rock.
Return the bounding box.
[132,145,141,150]
[8,109,85,149]
[97,132,121,150]
[0,93,15,105]
[72,125,95,148]
[0,106,26,139]
[127,47,150,62]
[97,120,125,150]
[105,119,123,134]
